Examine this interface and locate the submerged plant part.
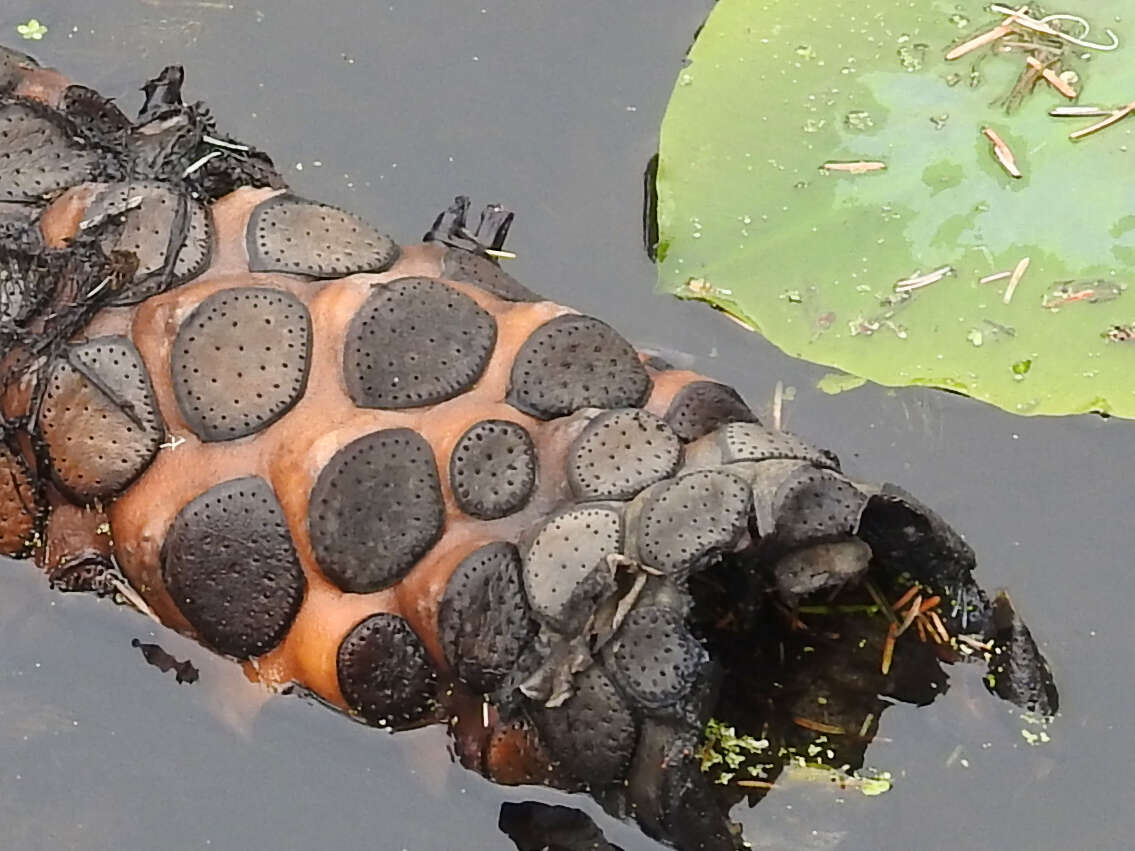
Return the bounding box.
[0,47,1056,851]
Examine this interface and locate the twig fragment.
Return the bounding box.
[821,161,886,174]
[980,270,1012,284]
[865,580,898,625]
[182,150,222,177]
[946,23,1016,60]
[927,610,952,644]
[894,266,954,293]
[109,576,162,625]
[1049,105,1114,117]
[890,585,921,612]
[958,634,994,653]
[896,595,923,637]
[1070,99,1135,140]
[858,714,874,738]
[946,6,1029,60]
[202,134,250,151]
[982,127,1022,178]
[919,595,942,613]
[881,622,898,675]
[915,616,928,643]
[793,717,847,735]
[1002,256,1031,304]
[1025,55,1076,98]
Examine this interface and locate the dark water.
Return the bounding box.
[1,1,1132,849]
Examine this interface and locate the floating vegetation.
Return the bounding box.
[699,718,772,784]
[16,19,47,40]
[657,0,1135,418]
[816,372,869,394]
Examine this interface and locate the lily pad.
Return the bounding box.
[657,0,1135,417]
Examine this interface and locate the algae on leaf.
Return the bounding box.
[657,0,1135,417]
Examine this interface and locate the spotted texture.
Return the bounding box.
[59,85,132,139]
[608,606,707,712]
[1,60,1040,851]
[161,476,305,659]
[637,469,751,576]
[0,102,100,202]
[438,541,536,693]
[0,444,37,555]
[172,287,311,441]
[568,409,681,501]
[308,428,443,593]
[664,381,757,442]
[523,506,623,631]
[769,467,868,551]
[720,421,837,470]
[0,47,36,92]
[0,200,38,233]
[532,664,637,786]
[38,336,163,502]
[857,484,977,585]
[734,458,811,537]
[449,420,536,520]
[441,247,541,302]
[337,613,438,728]
[246,193,398,277]
[84,182,214,305]
[773,539,872,600]
[508,315,652,420]
[344,277,496,409]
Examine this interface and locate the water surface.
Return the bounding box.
[1,1,1131,849]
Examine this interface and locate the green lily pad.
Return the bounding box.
[657,0,1135,417]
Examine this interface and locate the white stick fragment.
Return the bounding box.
[990,3,1119,51]
[772,380,784,431]
[202,134,251,152]
[821,161,886,174]
[78,194,143,230]
[1002,256,1031,304]
[85,274,115,300]
[722,312,757,332]
[1049,105,1114,118]
[109,576,162,626]
[979,270,1012,284]
[894,265,954,292]
[182,150,223,177]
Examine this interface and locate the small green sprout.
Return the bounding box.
[17,18,48,40]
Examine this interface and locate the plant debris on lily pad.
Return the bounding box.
[657,0,1135,417]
